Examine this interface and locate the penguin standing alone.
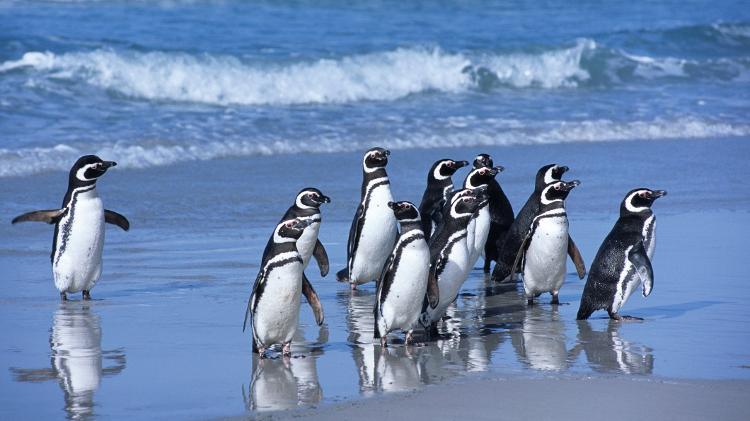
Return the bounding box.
[374,201,438,346]
[267,187,330,325]
[244,218,314,357]
[12,155,129,300]
[472,154,514,273]
[417,159,468,241]
[576,188,667,320]
[337,147,398,290]
[511,180,582,305]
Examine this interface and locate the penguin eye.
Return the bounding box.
[638,192,650,198]
[554,185,561,191]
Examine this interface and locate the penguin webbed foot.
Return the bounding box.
[527,298,534,306]
[82,290,91,301]
[282,342,292,358]
[380,337,387,348]
[608,311,643,321]
[60,292,67,301]
[551,293,559,305]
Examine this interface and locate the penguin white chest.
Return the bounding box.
[429,234,471,323]
[254,260,304,346]
[351,184,397,284]
[54,189,105,293]
[296,219,320,267]
[470,205,490,264]
[523,215,568,296]
[380,239,430,332]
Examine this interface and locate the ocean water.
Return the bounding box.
[1,1,750,419]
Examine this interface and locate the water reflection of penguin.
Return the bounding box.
[569,320,654,374]
[375,347,422,393]
[511,305,568,371]
[245,353,322,412]
[342,289,378,395]
[10,303,126,420]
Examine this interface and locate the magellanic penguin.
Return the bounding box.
[374,201,437,347]
[472,154,514,273]
[577,188,666,321]
[244,218,314,358]
[420,187,488,334]
[336,147,398,290]
[12,155,129,301]
[511,180,581,305]
[267,187,330,325]
[417,159,469,241]
[492,164,585,283]
[462,163,502,273]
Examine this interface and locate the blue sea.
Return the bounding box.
[1,1,750,419]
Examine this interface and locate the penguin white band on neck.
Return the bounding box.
[543,167,557,184]
[75,164,100,181]
[399,217,421,224]
[625,190,650,213]
[273,222,298,244]
[540,184,564,205]
[450,200,474,219]
[363,151,383,173]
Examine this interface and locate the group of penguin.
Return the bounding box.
[12,150,666,359]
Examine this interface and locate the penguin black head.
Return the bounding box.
[69,155,117,187]
[430,159,469,181]
[541,180,580,204]
[450,187,489,219]
[363,147,390,172]
[621,188,667,216]
[273,218,313,243]
[536,164,569,190]
[473,153,494,169]
[465,165,503,189]
[387,201,420,223]
[295,187,331,210]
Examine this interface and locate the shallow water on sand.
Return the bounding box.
[1,138,749,418]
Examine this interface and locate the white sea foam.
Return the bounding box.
[1,117,747,177]
[0,42,601,106]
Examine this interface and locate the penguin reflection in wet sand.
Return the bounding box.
[12,155,129,301]
[472,154,514,273]
[493,164,584,283]
[244,218,314,358]
[337,147,398,290]
[511,180,582,305]
[267,187,330,325]
[577,188,667,321]
[374,201,437,347]
[418,159,469,241]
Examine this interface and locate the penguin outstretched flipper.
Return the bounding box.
[510,225,534,282]
[104,210,130,231]
[302,274,325,325]
[567,235,586,279]
[12,209,66,225]
[312,239,329,277]
[628,241,654,297]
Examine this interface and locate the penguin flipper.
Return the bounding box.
[628,241,654,297]
[312,239,329,277]
[347,204,365,270]
[12,209,66,225]
[426,267,439,309]
[302,274,325,325]
[244,271,264,332]
[510,228,533,282]
[104,210,130,231]
[567,235,586,279]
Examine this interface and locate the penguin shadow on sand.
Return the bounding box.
[510,304,570,372]
[569,320,654,375]
[10,303,126,421]
[243,349,323,412]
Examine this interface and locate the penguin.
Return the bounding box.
[420,187,488,334]
[417,159,469,241]
[336,147,398,290]
[511,180,582,305]
[492,164,586,283]
[267,187,330,325]
[374,201,437,347]
[12,155,130,301]
[472,154,514,273]
[244,217,314,358]
[462,163,502,272]
[576,188,667,321]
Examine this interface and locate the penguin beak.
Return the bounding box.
[454,160,469,169]
[103,161,117,169]
[320,195,331,204]
[384,149,390,156]
[561,180,580,191]
[387,202,398,210]
[493,165,504,173]
[652,190,667,199]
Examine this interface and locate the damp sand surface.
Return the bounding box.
[2,138,750,419]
